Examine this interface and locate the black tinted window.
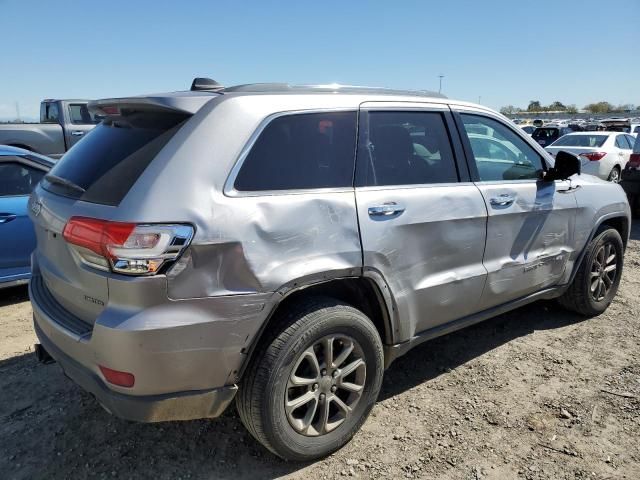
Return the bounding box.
[461,114,544,181]
[43,111,188,205]
[234,112,356,191]
[357,111,458,186]
[532,128,559,140]
[0,161,45,196]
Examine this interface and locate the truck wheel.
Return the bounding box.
[236,297,384,461]
[558,227,624,316]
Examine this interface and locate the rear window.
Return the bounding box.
[532,128,559,140]
[42,110,189,205]
[234,111,357,192]
[551,134,608,148]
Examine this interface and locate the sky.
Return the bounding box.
[1,0,638,120]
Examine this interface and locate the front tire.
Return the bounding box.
[236,297,384,461]
[558,228,624,316]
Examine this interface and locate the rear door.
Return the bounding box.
[354,103,487,340]
[615,134,633,167]
[0,158,47,280]
[63,103,99,149]
[453,109,578,309]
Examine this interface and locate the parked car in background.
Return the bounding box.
[532,126,573,147]
[0,99,100,158]
[621,137,640,217]
[545,132,635,182]
[29,80,630,461]
[520,125,536,135]
[0,145,53,288]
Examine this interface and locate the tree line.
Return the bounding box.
[500,101,637,115]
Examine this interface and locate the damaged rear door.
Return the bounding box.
[354,103,488,341]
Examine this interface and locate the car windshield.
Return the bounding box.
[551,135,608,148]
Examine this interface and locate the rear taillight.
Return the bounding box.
[579,152,607,161]
[63,217,194,275]
[629,153,640,168]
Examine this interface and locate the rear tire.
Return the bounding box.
[236,297,384,461]
[607,167,621,183]
[558,228,624,316]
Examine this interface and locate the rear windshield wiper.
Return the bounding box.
[44,174,86,194]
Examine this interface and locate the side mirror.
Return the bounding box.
[545,150,580,181]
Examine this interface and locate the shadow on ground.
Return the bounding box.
[0,284,29,307]
[0,299,586,480]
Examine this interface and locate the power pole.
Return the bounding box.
[15,102,21,122]
[438,75,444,94]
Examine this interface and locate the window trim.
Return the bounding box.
[354,107,467,189]
[223,108,359,197]
[452,110,550,184]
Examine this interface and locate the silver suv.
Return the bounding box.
[29,80,631,461]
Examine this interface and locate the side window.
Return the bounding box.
[625,135,636,148]
[234,111,357,192]
[68,104,98,125]
[357,111,458,187]
[460,114,545,181]
[615,135,630,149]
[0,162,46,196]
[41,103,59,123]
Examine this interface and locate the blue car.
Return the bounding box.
[0,145,53,288]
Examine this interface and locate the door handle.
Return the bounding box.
[71,131,85,136]
[368,203,405,217]
[0,214,17,224]
[489,194,515,207]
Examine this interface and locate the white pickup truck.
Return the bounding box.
[0,99,100,159]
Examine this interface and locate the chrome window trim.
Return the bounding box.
[223,108,358,198]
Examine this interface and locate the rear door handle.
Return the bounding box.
[71,131,85,136]
[368,203,405,217]
[489,194,515,207]
[0,214,17,224]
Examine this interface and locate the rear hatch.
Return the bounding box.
[29,95,209,325]
[545,134,610,166]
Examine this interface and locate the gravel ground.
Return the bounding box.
[1,223,638,480]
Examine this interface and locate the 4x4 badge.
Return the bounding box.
[31,200,42,217]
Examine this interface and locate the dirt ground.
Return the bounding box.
[1,224,639,480]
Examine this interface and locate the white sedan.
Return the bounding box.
[545,132,636,182]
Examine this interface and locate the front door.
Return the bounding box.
[355,104,488,340]
[455,110,578,310]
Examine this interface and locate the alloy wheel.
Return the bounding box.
[285,335,366,436]
[590,242,617,302]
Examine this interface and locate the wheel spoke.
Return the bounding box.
[590,278,599,293]
[604,264,617,273]
[318,397,331,434]
[602,273,612,289]
[286,390,317,414]
[338,380,364,393]
[332,341,354,369]
[323,336,334,369]
[340,358,365,378]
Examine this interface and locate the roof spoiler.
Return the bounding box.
[88,94,217,116]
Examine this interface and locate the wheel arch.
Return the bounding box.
[236,274,395,381]
[567,213,630,286]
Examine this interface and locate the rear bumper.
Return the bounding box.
[29,269,276,421]
[35,321,237,422]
